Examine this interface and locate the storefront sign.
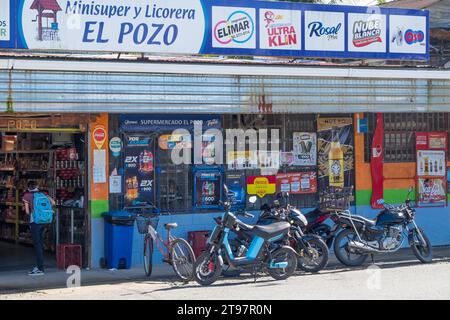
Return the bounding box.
[293,132,316,166]
[1,0,429,61]
[109,137,122,157]
[193,169,222,209]
[120,114,221,132]
[276,172,317,194]
[247,175,276,198]
[92,126,107,149]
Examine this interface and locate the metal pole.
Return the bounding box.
[71,208,74,244]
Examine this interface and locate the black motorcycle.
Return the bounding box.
[332,187,433,266]
[256,193,329,273]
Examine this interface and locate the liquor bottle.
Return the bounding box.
[424,157,429,175]
[328,127,344,187]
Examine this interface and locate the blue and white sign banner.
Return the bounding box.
[0,0,429,60]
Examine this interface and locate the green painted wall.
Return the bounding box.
[90,200,109,219]
[356,188,417,206]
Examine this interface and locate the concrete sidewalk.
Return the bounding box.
[1,245,449,294]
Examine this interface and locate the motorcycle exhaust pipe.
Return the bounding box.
[348,240,383,253]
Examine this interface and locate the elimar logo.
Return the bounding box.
[30,0,62,42]
[214,10,254,45]
[352,19,382,47]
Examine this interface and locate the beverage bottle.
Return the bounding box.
[328,127,344,187]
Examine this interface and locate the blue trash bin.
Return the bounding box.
[102,211,135,269]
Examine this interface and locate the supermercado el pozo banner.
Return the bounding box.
[0,0,429,60]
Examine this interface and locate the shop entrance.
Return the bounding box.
[0,115,89,272]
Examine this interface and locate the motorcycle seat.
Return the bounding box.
[237,221,254,231]
[251,222,290,240]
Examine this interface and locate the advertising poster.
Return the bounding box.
[258,150,280,169]
[259,8,301,51]
[227,150,258,170]
[317,118,354,193]
[225,171,246,208]
[280,152,294,166]
[247,175,276,198]
[194,170,222,209]
[293,132,317,166]
[417,177,446,207]
[390,15,427,54]
[276,172,317,194]
[417,150,446,177]
[304,11,345,52]
[348,13,386,53]
[124,135,155,207]
[212,6,256,49]
[415,132,447,207]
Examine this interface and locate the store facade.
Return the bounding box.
[1,59,449,269]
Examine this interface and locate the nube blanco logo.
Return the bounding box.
[214,10,254,45]
[352,19,382,47]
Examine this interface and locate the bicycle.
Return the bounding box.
[131,205,196,282]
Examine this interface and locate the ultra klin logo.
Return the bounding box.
[352,19,382,47]
[214,10,254,44]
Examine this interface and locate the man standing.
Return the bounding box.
[23,181,55,276]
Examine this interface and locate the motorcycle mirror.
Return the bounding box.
[377,199,385,205]
[248,196,257,204]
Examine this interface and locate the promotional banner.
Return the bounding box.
[225,171,246,208]
[124,135,155,207]
[293,132,317,166]
[247,175,276,198]
[193,169,222,209]
[317,118,354,194]
[1,0,429,60]
[415,132,448,207]
[227,150,258,170]
[276,172,317,194]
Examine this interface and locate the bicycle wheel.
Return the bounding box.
[170,238,196,282]
[143,235,153,277]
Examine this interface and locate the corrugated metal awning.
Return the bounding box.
[1,59,449,114]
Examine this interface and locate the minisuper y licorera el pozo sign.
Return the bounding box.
[0,0,429,60]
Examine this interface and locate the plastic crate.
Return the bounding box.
[188,231,210,258]
[57,244,82,270]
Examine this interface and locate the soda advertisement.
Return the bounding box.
[194,170,222,209]
[2,0,429,61]
[415,132,447,207]
[124,135,155,207]
[276,172,317,194]
[293,132,317,166]
[317,118,354,194]
[417,177,447,207]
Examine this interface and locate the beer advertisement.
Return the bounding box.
[124,135,155,207]
[317,118,354,193]
[293,132,317,166]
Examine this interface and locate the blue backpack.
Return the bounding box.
[33,192,54,224]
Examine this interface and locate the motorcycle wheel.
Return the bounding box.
[297,238,329,273]
[409,228,433,263]
[267,247,297,281]
[193,250,223,286]
[333,228,368,267]
[311,224,334,248]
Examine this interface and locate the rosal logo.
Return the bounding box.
[30,0,62,42]
[352,19,382,47]
[214,10,254,45]
[308,21,341,40]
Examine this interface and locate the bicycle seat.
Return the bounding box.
[164,222,178,230]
